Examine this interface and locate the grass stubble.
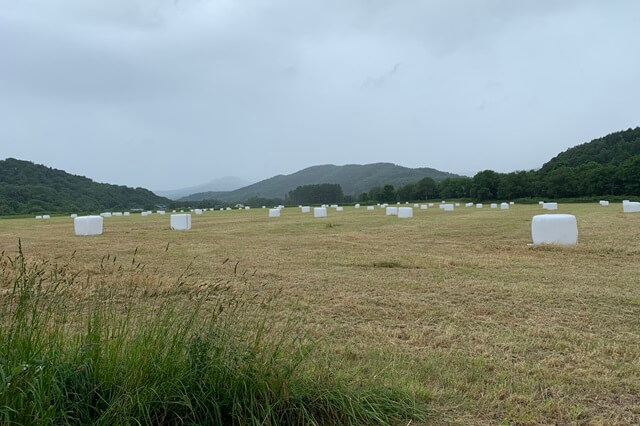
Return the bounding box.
[0,203,639,424]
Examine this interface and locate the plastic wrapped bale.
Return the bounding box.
[70,214,78,218]
[455,203,460,207]
[420,204,427,210]
[398,207,413,218]
[262,206,266,209]
[441,201,446,204]
[442,204,454,211]
[543,202,558,210]
[367,206,374,210]
[170,214,191,230]
[500,203,509,210]
[465,202,474,207]
[226,207,231,211]
[124,212,130,216]
[314,207,327,218]
[301,206,310,213]
[491,203,497,209]
[623,201,640,213]
[336,207,344,212]
[156,211,165,215]
[141,211,150,217]
[269,208,280,218]
[599,200,609,206]
[35,216,42,219]
[428,203,434,207]
[476,204,483,209]
[510,202,515,205]
[100,212,112,218]
[245,206,250,210]
[623,200,630,205]
[113,212,123,216]
[74,216,103,236]
[531,214,578,246]
[538,201,544,205]
[386,207,398,216]
[355,204,360,208]
[43,215,51,219]
[414,204,419,208]
[195,209,203,215]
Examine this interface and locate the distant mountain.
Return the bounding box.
[0,158,170,215]
[180,163,464,202]
[155,176,250,200]
[541,127,640,172]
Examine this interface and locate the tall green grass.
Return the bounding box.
[0,244,426,425]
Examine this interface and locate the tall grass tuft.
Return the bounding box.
[0,244,427,425]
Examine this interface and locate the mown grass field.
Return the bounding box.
[1,203,639,424]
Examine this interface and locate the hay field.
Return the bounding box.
[1,204,639,424]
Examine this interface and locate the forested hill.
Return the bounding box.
[180,163,463,202]
[541,127,640,172]
[0,158,170,215]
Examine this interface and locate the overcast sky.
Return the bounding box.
[1,0,639,190]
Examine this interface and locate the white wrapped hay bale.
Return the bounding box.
[226,207,231,211]
[269,208,280,218]
[465,202,474,207]
[538,201,544,205]
[74,215,103,236]
[113,212,123,216]
[194,209,203,215]
[428,203,434,207]
[476,204,483,209]
[35,215,42,219]
[543,202,558,210]
[70,214,77,218]
[355,204,360,208]
[510,202,515,205]
[455,203,460,207]
[442,204,454,211]
[367,206,375,210]
[623,201,640,213]
[491,203,497,209]
[262,206,266,209]
[398,207,413,218]
[336,207,344,211]
[245,206,250,210]
[141,211,150,217]
[43,215,51,219]
[500,203,509,210]
[414,204,419,208]
[531,214,578,246]
[124,212,130,216]
[156,211,165,215]
[420,204,427,210]
[301,206,310,213]
[100,212,112,218]
[386,206,398,216]
[623,200,630,205]
[441,201,446,204]
[314,207,327,218]
[170,214,191,230]
[599,200,609,206]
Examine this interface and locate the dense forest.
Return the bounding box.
[0,158,170,215]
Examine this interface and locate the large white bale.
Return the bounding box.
[113,212,123,216]
[262,206,266,209]
[43,215,50,219]
[386,206,398,216]
[623,200,630,205]
[476,204,483,209]
[170,214,191,230]
[538,201,544,205]
[543,202,558,210]
[330,204,338,208]
[441,200,446,203]
[500,203,509,210]
[623,201,640,213]
[355,204,360,208]
[74,216,103,236]
[141,211,151,217]
[465,202,474,207]
[314,207,327,218]
[510,202,514,205]
[428,203,434,207]
[531,214,578,246]
[157,211,165,215]
[367,206,375,210]
[245,206,250,210]
[336,206,344,211]
[490,203,497,209]
[226,207,231,211]
[599,200,609,206]
[420,204,427,210]
[301,206,310,213]
[70,214,78,218]
[124,212,130,216]
[269,208,280,218]
[413,204,419,208]
[455,203,460,207]
[100,212,112,218]
[35,215,42,219]
[398,207,413,218]
[442,204,454,211]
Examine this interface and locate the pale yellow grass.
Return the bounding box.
[1,204,639,425]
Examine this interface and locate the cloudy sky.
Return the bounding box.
[1,0,639,191]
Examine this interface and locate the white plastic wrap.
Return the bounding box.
[420,205,427,210]
[623,201,640,213]
[599,201,609,206]
[74,215,103,236]
[398,207,413,218]
[491,203,497,209]
[367,206,374,210]
[336,207,344,211]
[543,202,558,210]
[269,209,280,218]
[500,203,509,210]
[301,206,310,213]
[531,214,578,246]
[386,207,398,216]
[170,214,191,230]
[442,204,454,211]
[476,204,483,208]
[314,207,327,218]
